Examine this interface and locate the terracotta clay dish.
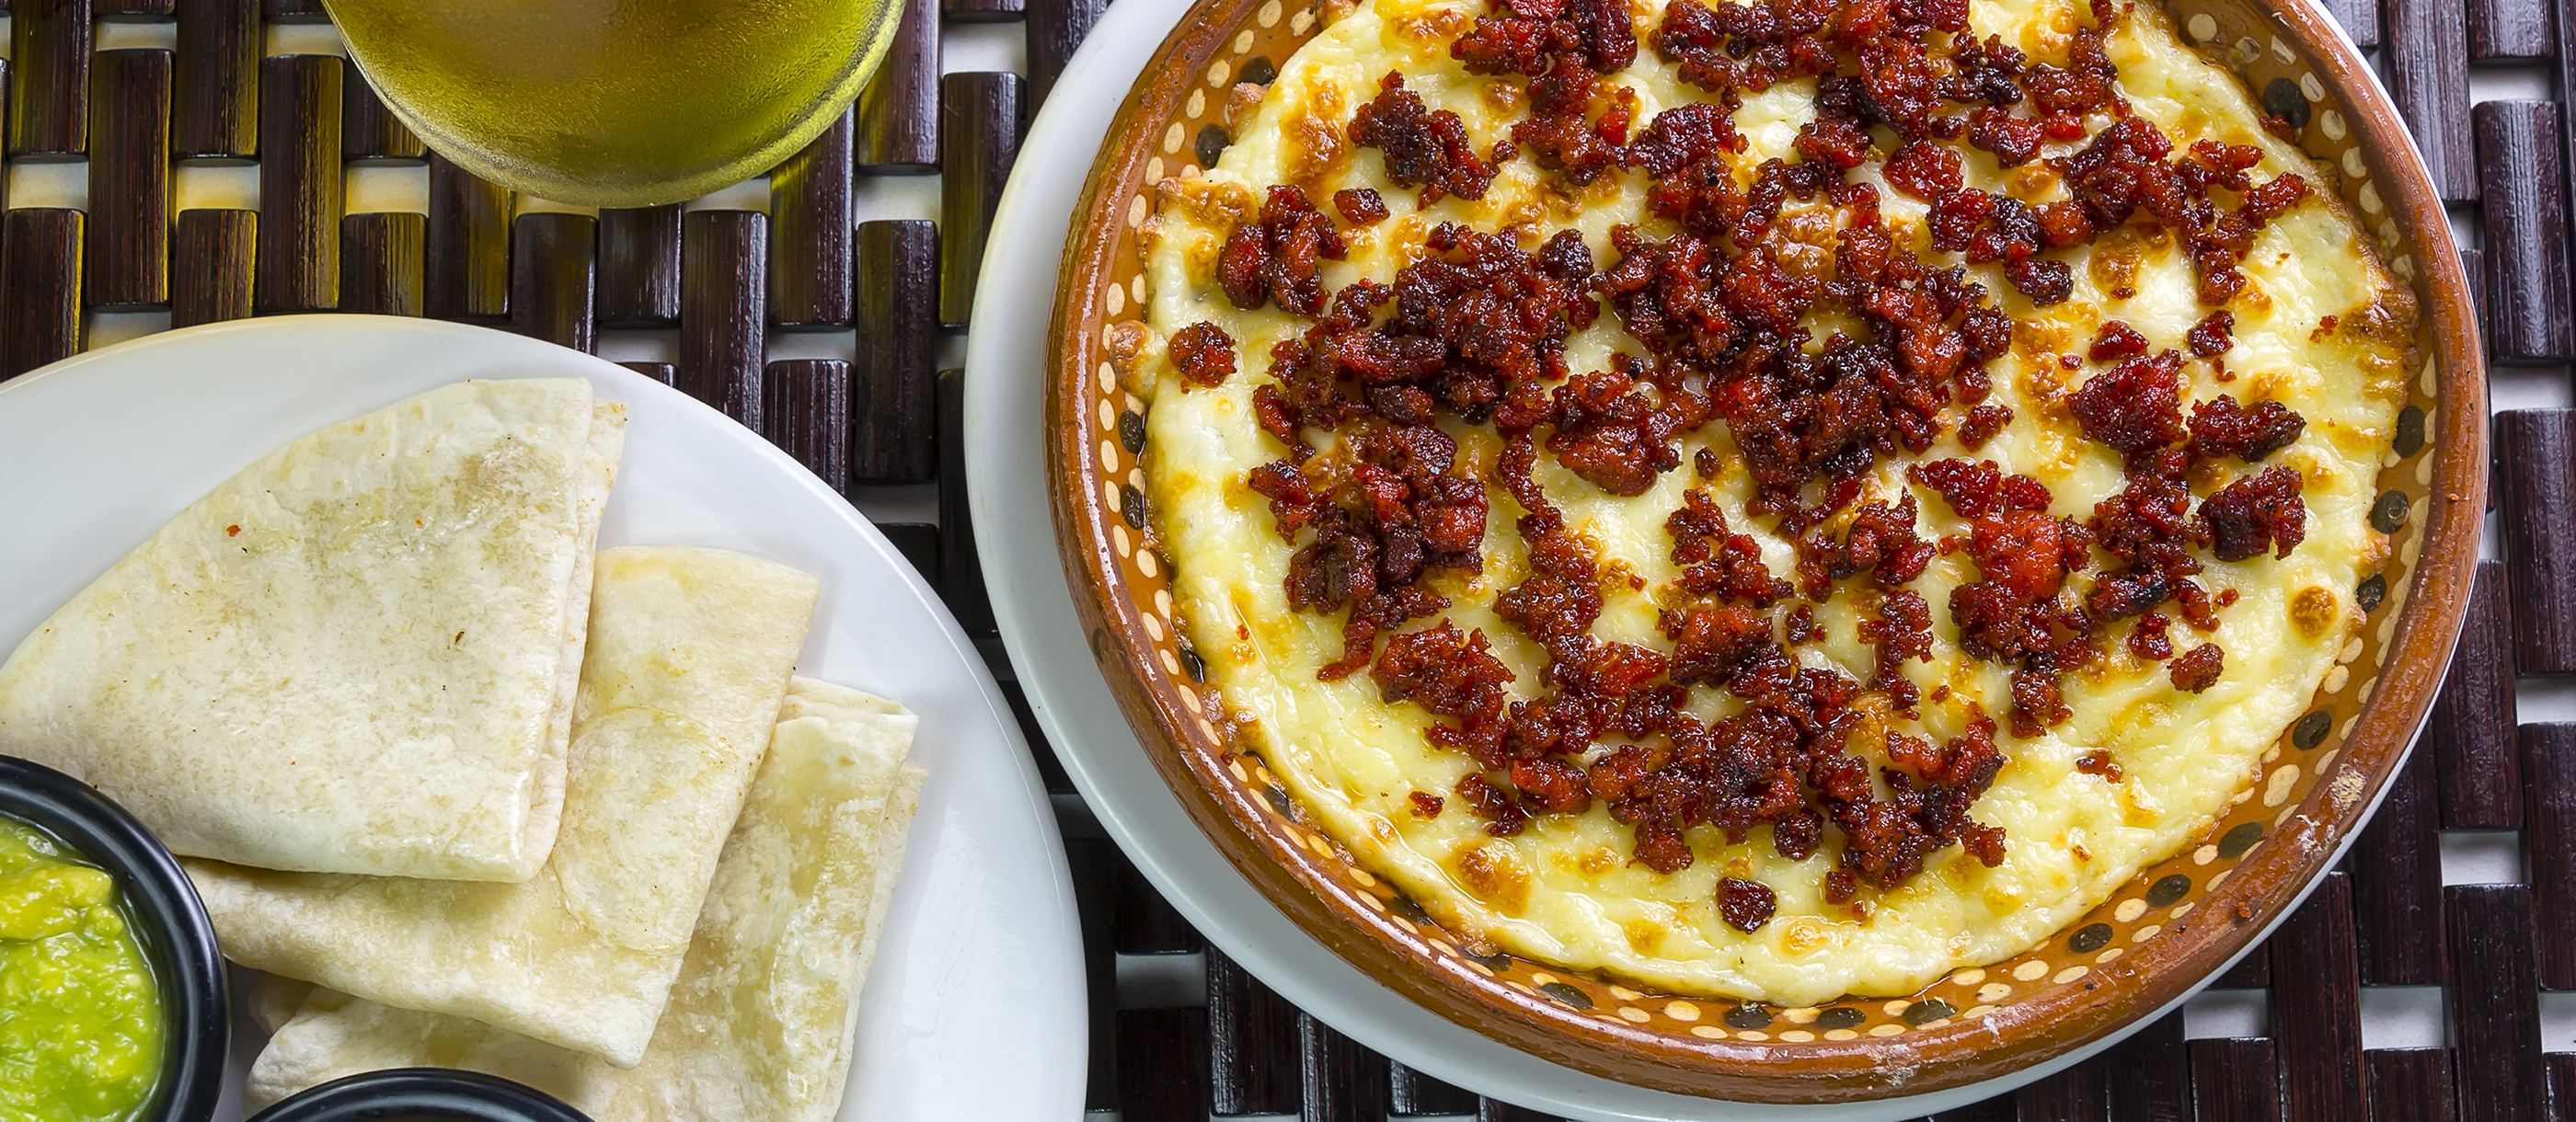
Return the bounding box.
[1049,0,2481,1101]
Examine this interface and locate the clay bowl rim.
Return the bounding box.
[1044,0,2485,1101]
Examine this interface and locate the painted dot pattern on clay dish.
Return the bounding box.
[1059,0,2455,1052]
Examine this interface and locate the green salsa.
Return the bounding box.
[0,816,163,1122]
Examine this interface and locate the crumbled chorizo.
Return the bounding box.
[1512,755,1595,813]
[1537,226,1594,283]
[1374,621,1513,726]
[1884,140,1965,200]
[2086,447,2209,622]
[1543,361,1698,495]
[2006,667,2071,737]
[2036,199,2095,247]
[1782,599,1823,643]
[1861,588,1934,708]
[2187,309,2236,357]
[1970,196,2043,265]
[1836,716,2007,887]
[2049,111,2312,306]
[1456,772,1530,835]
[2240,171,2310,225]
[1969,106,2044,166]
[1970,509,2072,608]
[2005,257,2074,305]
[1566,0,1639,73]
[1719,876,1779,932]
[1513,54,1630,186]
[1667,488,1795,605]
[2189,395,2305,463]
[1627,101,1743,178]
[1650,0,1836,96]
[1908,458,2052,521]
[1946,35,2027,106]
[1772,808,1824,860]
[1168,322,1238,387]
[1217,185,1346,315]
[2168,642,2224,692]
[1801,493,1933,597]
[1628,819,1695,873]
[1216,0,2345,888]
[2069,351,2187,461]
[1454,13,1574,74]
[1348,73,1498,204]
[2202,465,2306,561]
[2127,612,2174,660]
[2024,24,2118,115]
[2087,320,2149,362]
[1927,189,1990,255]
[1957,403,2012,449]
[1663,604,1777,690]
[1248,459,1324,535]
[1333,187,1391,224]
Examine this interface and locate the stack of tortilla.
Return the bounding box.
[0,380,925,1122]
[241,678,926,1120]
[0,378,625,881]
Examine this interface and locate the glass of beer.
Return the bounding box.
[324,0,903,207]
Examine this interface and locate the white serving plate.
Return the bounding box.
[957,0,2397,1115]
[0,315,1087,1122]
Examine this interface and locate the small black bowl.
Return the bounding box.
[247,1070,594,1122]
[0,753,228,1122]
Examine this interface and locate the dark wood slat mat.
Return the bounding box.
[678,209,768,428]
[771,109,855,331]
[425,151,510,320]
[13,0,93,158]
[86,47,168,310]
[253,52,339,315]
[7,4,2554,1120]
[854,219,939,485]
[596,204,681,327]
[340,73,420,161]
[2473,101,2571,363]
[510,212,597,353]
[2435,561,2521,829]
[339,209,420,317]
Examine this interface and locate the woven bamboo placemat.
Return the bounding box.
[0,0,2559,1118]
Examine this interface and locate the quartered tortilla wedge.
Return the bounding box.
[188,546,821,1068]
[243,678,926,1122]
[0,379,622,881]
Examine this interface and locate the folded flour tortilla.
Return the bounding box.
[244,678,927,1122]
[188,545,821,1067]
[0,379,623,881]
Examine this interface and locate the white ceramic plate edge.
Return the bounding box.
[0,315,1087,1122]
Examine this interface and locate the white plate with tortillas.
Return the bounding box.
[0,315,1085,1122]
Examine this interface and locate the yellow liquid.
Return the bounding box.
[324,0,902,208]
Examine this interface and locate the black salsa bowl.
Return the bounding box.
[247,1070,594,1122]
[0,752,229,1122]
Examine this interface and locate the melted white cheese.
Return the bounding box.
[1140,0,2409,1003]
